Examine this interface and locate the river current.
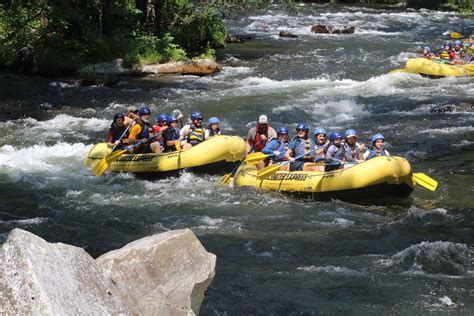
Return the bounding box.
[1,4,473,314]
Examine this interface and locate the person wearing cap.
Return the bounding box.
[107,113,128,150]
[128,107,162,154]
[343,129,365,163]
[125,105,139,127]
[245,114,277,154]
[364,133,390,160]
[205,117,222,139]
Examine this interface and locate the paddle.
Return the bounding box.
[92,132,162,177]
[389,68,406,74]
[245,152,275,164]
[365,148,438,191]
[256,145,325,179]
[219,147,255,186]
[450,31,464,39]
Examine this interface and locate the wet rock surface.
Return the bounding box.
[142,59,223,76]
[310,24,355,34]
[430,102,474,113]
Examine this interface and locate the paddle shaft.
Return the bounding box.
[112,122,132,151]
[122,131,162,152]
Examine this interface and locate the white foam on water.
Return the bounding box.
[0,217,47,225]
[439,296,454,306]
[0,142,92,174]
[420,126,474,135]
[50,81,78,88]
[297,265,363,276]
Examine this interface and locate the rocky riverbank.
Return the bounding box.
[0,228,215,315]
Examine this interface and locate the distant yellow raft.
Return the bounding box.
[230,156,415,200]
[84,135,245,175]
[403,58,473,77]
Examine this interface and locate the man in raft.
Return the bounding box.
[245,114,277,154]
[180,111,206,149]
[259,126,289,170]
[284,123,319,172]
[127,107,164,154]
[124,105,139,127]
[107,113,128,150]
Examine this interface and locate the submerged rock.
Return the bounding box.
[430,102,474,113]
[310,24,355,34]
[142,59,222,76]
[0,229,129,314]
[279,31,298,38]
[96,229,216,315]
[225,34,253,43]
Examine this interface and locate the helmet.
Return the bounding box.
[454,40,462,45]
[157,113,168,122]
[464,42,470,47]
[138,107,151,116]
[113,113,125,121]
[191,111,203,120]
[296,122,309,131]
[277,126,289,135]
[313,127,327,136]
[344,129,357,138]
[439,45,444,50]
[371,133,385,143]
[329,131,343,141]
[208,117,220,125]
[166,115,178,124]
[444,42,452,49]
[423,46,431,53]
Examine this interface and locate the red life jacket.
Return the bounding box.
[252,124,269,151]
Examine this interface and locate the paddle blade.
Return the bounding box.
[175,140,181,152]
[450,31,463,39]
[389,68,406,74]
[104,149,127,164]
[219,173,232,186]
[246,152,269,164]
[413,173,438,191]
[92,157,109,177]
[256,164,281,179]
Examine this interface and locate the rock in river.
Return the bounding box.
[310,24,355,34]
[142,59,222,76]
[0,229,129,314]
[96,229,216,315]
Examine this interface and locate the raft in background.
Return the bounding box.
[84,135,246,177]
[392,58,474,78]
[223,156,416,202]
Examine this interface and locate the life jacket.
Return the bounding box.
[291,137,313,161]
[453,47,463,58]
[164,128,180,151]
[208,128,220,137]
[312,140,327,162]
[345,141,363,160]
[366,147,389,160]
[439,50,452,60]
[137,120,154,139]
[109,123,128,144]
[265,139,288,162]
[187,125,205,144]
[326,143,345,161]
[420,53,433,60]
[251,124,271,152]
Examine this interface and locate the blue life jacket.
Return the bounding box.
[289,137,313,161]
[344,141,363,161]
[262,139,287,162]
[366,148,389,160]
[326,143,345,161]
[163,128,180,151]
[137,120,153,139]
[310,139,328,162]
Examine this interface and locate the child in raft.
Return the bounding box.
[205,117,222,139]
[364,133,390,160]
[324,131,346,172]
[420,47,434,60]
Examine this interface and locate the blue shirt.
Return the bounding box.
[262,139,286,161]
[288,137,314,161]
[326,143,346,162]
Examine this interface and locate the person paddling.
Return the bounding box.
[364,133,390,160]
[325,131,346,172]
[260,126,289,170]
[245,115,277,154]
[205,117,222,139]
[180,111,206,149]
[124,105,139,127]
[107,113,128,150]
[128,107,162,154]
[285,123,319,172]
[162,115,180,152]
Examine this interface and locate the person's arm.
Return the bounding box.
[284,141,295,162]
[179,125,190,139]
[262,140,277,155]
[246,128,256,153]
[268,127,277,141]
[204,129,210,140]
[106,130,117,148]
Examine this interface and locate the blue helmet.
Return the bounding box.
[423,46,431,53]
[444,42,452,49]
[344,129,357,138]
[371,133,385,143]
[329,131,343,141]
[157,113,168,122]
[439,45,444,50]
[464,42,470,47]
[313,127,327,136]
[113,113,125,122]
[191,111,203,120]
[296,122,309,132]
[454,40,462,45]
[277,126,289,135]
[138,107,151,116]
[208,117,220,125]
[166,115,178,124]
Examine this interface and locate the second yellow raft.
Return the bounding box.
[403,58,474,77]
[226,156,415,201]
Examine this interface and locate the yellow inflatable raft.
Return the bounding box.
[84,135,245,176]
[227,156,415,201]
[403,58,474,77]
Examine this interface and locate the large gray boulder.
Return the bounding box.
[96,229,216,316]
[0,229,129,315]
[142,59,222,76]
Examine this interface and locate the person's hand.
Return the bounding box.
[289,157,295,162]
[259,134,267,141]
[161,126,168,131]
[177,113,184,120]
[325,140,330,145]
[273,151,280,156]
[360,144,365,150]
[141,138,148,143]
[114,140,120,145]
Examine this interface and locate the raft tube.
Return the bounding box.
[230,156,415,202]
[404,58,473,77]
[85,135,246,176]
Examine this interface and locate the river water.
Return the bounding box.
[1,4,473,314]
